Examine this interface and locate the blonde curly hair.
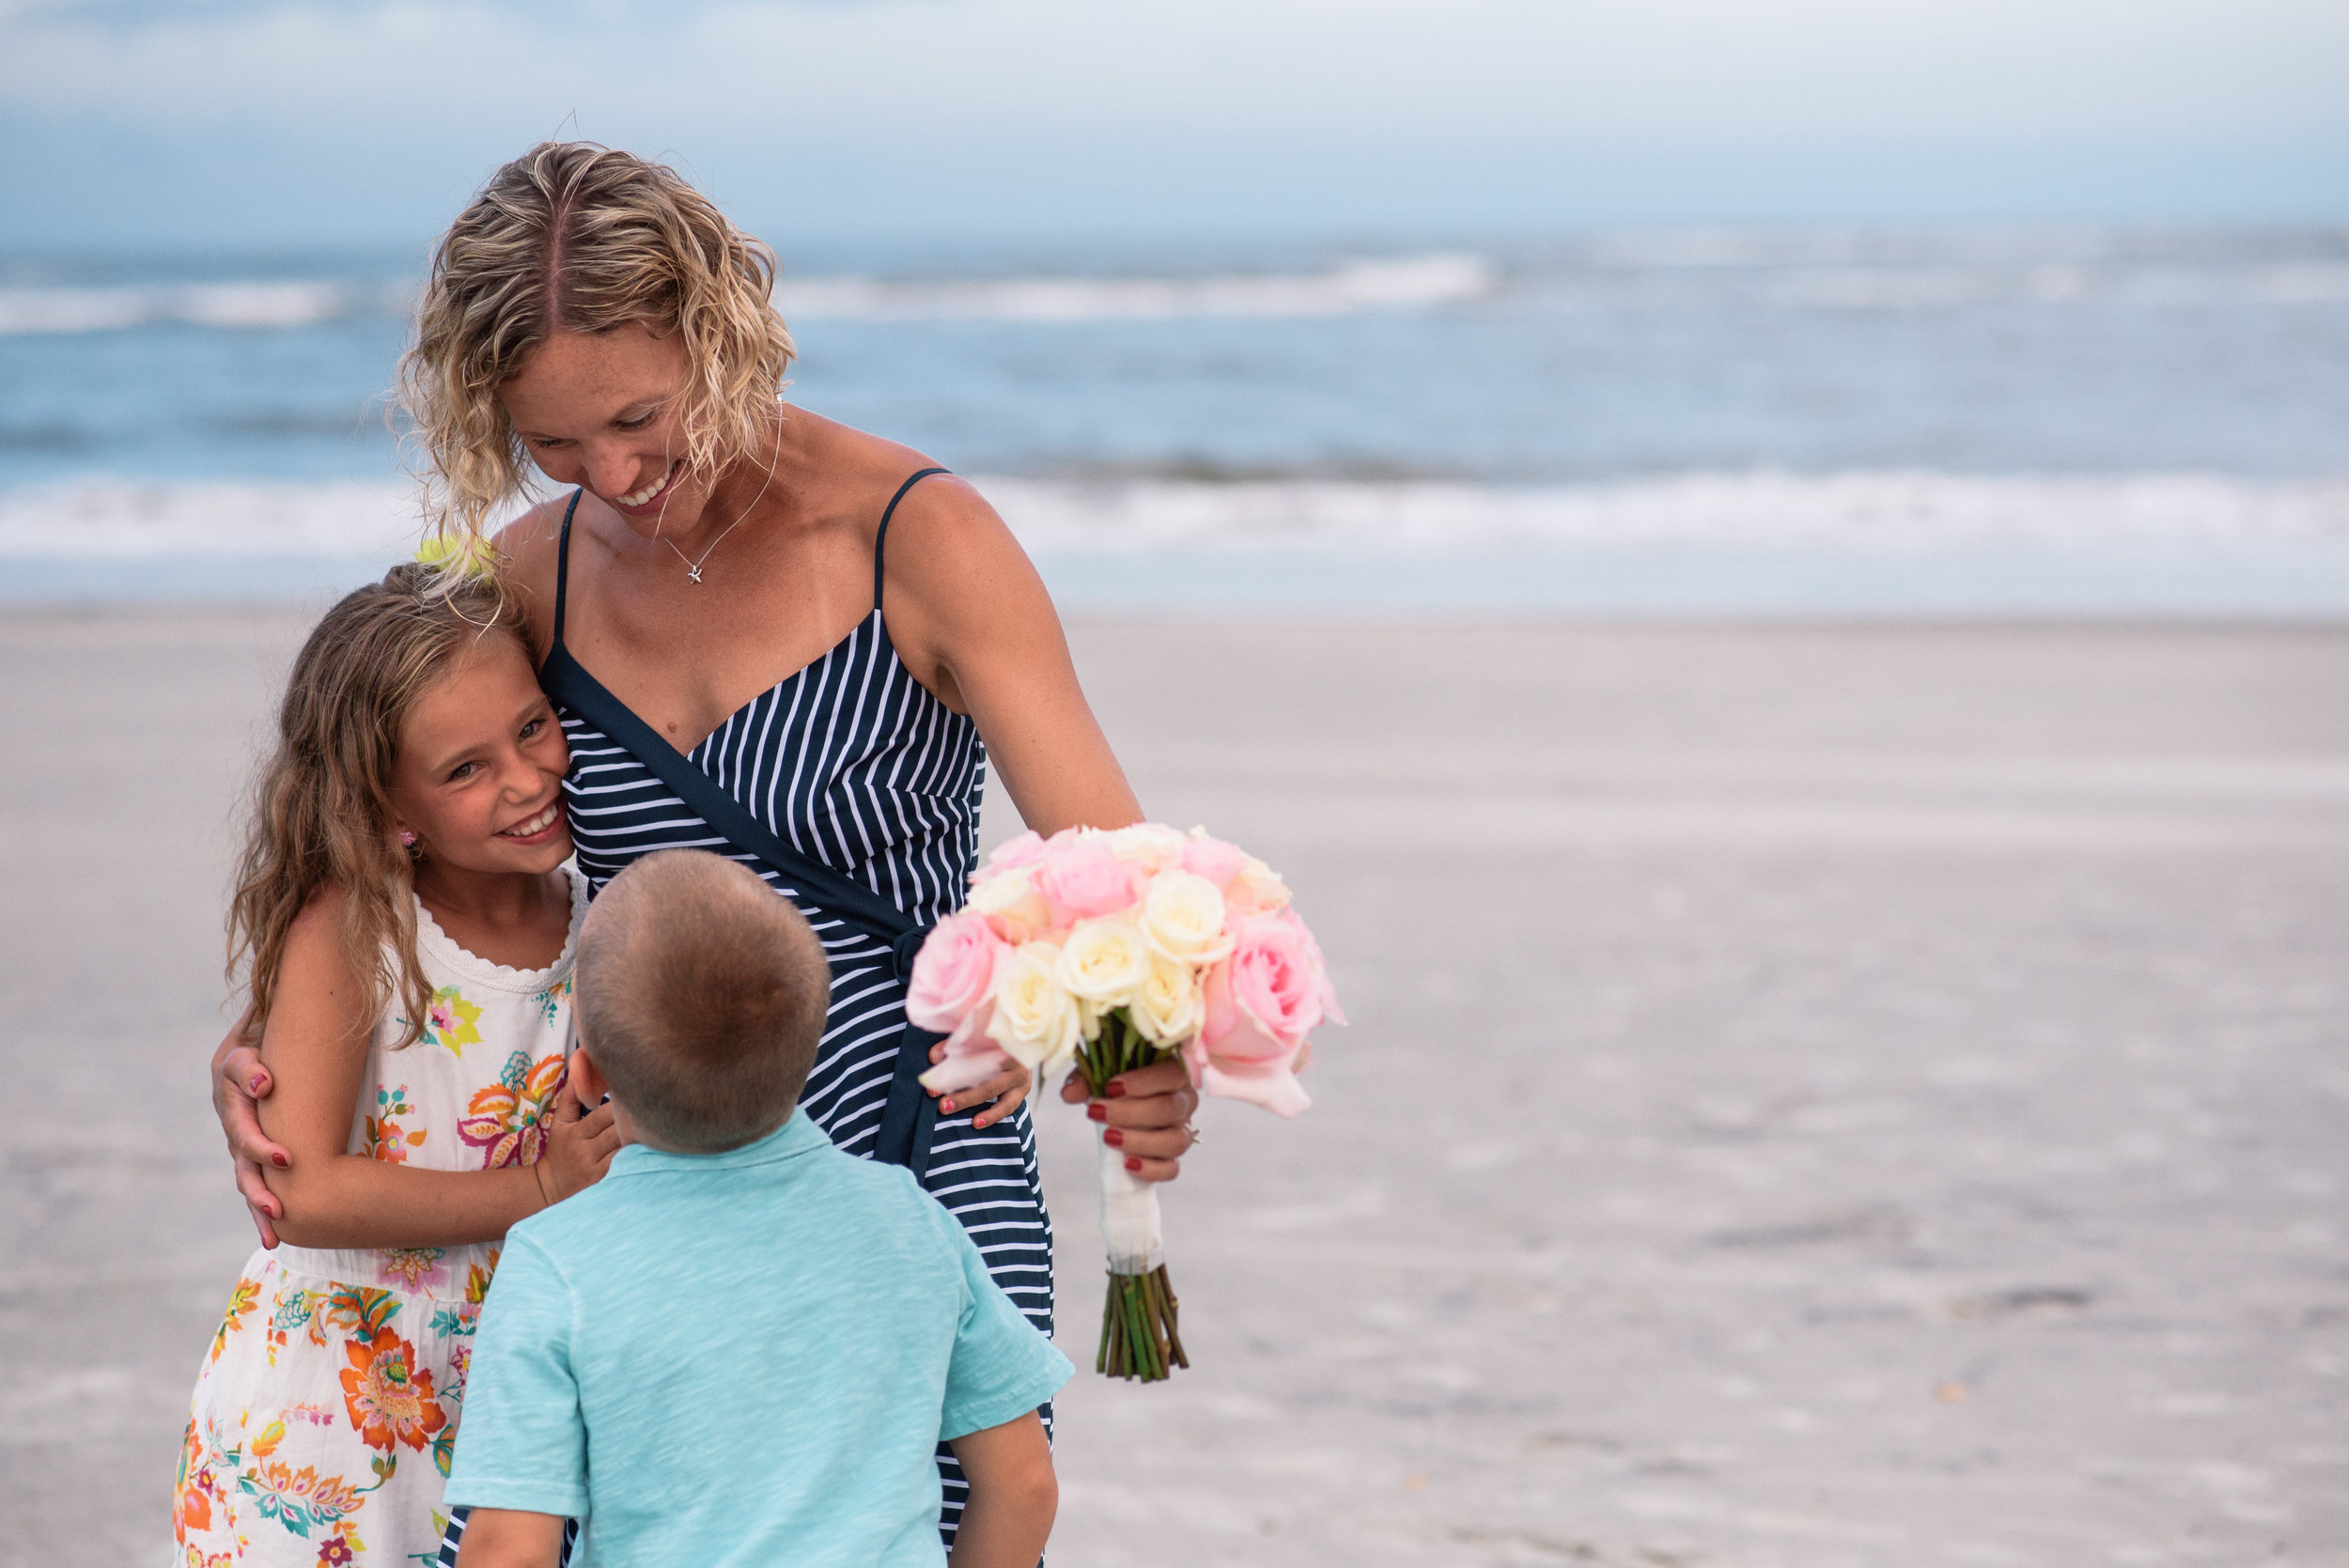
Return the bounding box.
[398,142,796,546]
[229,564,528,1048]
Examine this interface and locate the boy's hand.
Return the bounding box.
[453,1508,565,1567]
[534,1070,619,1208]
[211,1011,291,1247]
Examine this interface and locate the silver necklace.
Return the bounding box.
[661,439,777,584]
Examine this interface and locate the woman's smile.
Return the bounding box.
[494,798,566,846]
[614,458,684,515]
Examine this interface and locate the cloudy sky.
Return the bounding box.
[3,0,2343,248]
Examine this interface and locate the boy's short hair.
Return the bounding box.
[574,850,832,1152]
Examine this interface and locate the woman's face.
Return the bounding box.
[389,637,573,877]
[501,325,717,537]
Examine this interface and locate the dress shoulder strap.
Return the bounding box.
[551,489,584,647]
[872,467,951,614]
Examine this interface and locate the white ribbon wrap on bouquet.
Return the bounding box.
[1096,1125,1166,1274]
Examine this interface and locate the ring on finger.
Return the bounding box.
[1181,1122,1201,1146]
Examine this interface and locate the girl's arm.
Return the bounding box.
[257,890,616,1250]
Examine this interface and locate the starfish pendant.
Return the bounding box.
[686,564,704,584]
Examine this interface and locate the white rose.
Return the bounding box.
[1234,858,1292,913]
[1130,951,1205,1046]
[966,866,1052,942]
[1106,823,1189,874]
[1139,872,1234,966]
[987,943,1082,1074]
[1055,915,1151,1008]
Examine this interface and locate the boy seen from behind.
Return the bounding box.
[449,849,1070,1567]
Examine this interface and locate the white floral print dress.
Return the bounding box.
[174,867,586,1567]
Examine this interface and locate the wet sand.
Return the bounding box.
[3,611,2344,1565]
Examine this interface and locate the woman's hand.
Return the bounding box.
[928,1046,1032,1132]
[210,1013,292,1247]
[533,1074,621,1207]
[1062,1061,1197,1182]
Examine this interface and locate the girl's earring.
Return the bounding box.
[399,831,419,849]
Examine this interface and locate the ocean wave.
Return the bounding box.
[6,473,2345,561]
[777,254,1498,322]
[0,255,1496,337]
[0,281,413,335]
[1763,262,2349,311]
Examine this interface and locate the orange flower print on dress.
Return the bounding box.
[361,1085,428,1164]
[458,1049,566,1169]
[339,1327,447,1453]
[210,1275,261,1364]
[237,1458,368,1539]
[173,1416,220,1543]
[467,1248,501,1303]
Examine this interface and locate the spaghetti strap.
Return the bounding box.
[873,467,950,614]
[551,489,583,648]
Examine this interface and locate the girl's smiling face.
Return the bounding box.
[388,636,572,876]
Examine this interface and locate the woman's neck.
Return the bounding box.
[661,411,796,557]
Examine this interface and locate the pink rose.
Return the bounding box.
[1034,837,1142,924]
[1285,908,1346,1027]
[978,831,1050,879]
[1180,833,1249,890]
[906,910,1003,1032]
[917,1001,1015,1095]
[1187,911,1328,1117]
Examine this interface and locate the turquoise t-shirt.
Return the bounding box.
[443,1110,1072,1566]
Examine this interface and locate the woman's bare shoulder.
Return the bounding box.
[493,495,576,655]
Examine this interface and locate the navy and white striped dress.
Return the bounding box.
[443,474,1052,1560]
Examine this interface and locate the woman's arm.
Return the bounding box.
[211,1017,290,1245]
[885,478,1200,1179]
[881,476,1142,836]
[257,892,616,1250]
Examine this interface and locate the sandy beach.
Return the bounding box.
[4,609,2344,1567]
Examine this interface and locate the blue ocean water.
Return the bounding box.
[4,225,2346,610]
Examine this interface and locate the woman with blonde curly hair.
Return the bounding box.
[210,141,1197,1559]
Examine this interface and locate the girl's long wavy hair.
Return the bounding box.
[228,564,525,1048]
[397,141,796,547]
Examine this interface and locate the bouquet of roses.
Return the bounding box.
[910,823,1342,1381]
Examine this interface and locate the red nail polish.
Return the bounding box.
[1106,1080,1128,1098]
[1087,1103,1107,1122]
[249,1076,267,1094]
[272,1153,289,1169]
[1103,1128,1125,1148]
[1125,1157,1143,1172]
[941,1100,956,1114]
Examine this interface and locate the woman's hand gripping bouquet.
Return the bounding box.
[912,824,1343,1381]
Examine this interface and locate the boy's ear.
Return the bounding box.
[569,1045,610,1106]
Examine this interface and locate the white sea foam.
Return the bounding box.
[6,472,2344,563]
[0,281,413,335]
[778,254,1497,322]
[0,256,1495,337]
[0,480,422,556]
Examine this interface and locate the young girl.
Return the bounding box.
[175,564,617,1566]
